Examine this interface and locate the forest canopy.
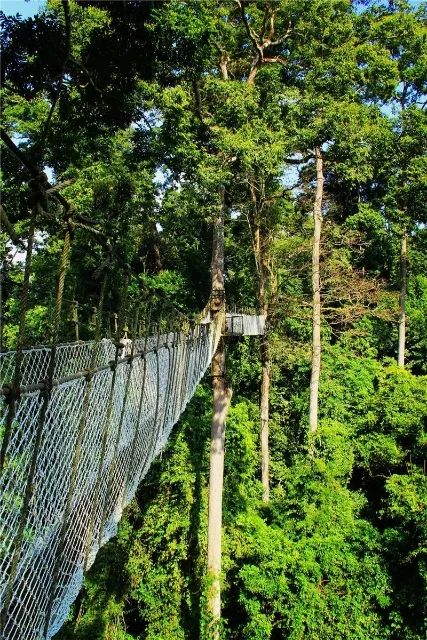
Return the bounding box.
[0,0,426,639]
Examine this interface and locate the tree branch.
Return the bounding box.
[37,0,72,148]
[237,2,291,84]
[235,0,262,55]
[1,128,71,210]
[285,155,313,164]
[268,21,292,47]
[259,5,270,41]
[69,58,103,94]
[0,205,26,248]
[263,56,287,66]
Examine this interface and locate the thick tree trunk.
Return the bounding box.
[207,189,231,637]
[207,339,231,632]
[309,148,324,436]
[247,59,259,85]
[398,230,407,368]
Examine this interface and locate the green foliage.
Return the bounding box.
[407,274,427,373]
[2,0,426,639]
[3,302,49,348]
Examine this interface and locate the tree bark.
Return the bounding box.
[260,332,270,502]
[259,238,270,502]
[207,188,231,637]
[207,339,231,633]
[250,182,270,502]
[309,148,324,436]
[151,221,163,273]
[398,230,407,368]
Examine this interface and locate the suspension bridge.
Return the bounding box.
[0,306,264,640]
[0,129,265,640]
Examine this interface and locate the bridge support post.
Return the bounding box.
[207,337,231,634]
[206,187,231,638]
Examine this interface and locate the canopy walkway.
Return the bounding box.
[0,130,264,640]
[0,312,264,640]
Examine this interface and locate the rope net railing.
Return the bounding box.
[0,314,223,640]
[0,127,262,640]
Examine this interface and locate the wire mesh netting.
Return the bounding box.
[225,313,265,337]
[0,314,222,640]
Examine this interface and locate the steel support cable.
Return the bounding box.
[176,330,188,424]
[0,204,74,632]
[203,322,210,369]
[82,267,130,570]
[42,272,108,638]
[97,305,140,547]
[175,326,188,418]
[202,321,210,363]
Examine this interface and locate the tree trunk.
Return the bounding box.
[207,340,231,634]
[207,188,231,637]
[260,332,270,502]
[309,148,324,436]
[250,182,270,502]
[151,221,162,273]
[259,242,270,502]
[398,230,407,367]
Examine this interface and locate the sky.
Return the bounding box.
[1,0,46,17]
[1,0,425,18]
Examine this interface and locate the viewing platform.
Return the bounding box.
[224,313,265,336]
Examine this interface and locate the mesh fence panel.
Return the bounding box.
[224,313,265,336]
[0,314,222,640]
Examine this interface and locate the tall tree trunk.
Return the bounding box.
[260,332,270,502]
[250,182,270,502]
[259,245,270,502]
[398,230,407,368]
[207,188,231,637]
[309,148,324,436]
